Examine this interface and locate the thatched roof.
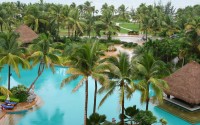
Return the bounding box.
[164,61,200,104]
[15,24,38,43]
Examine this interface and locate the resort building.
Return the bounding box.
[164,61,200,110]
[15,24,38,44]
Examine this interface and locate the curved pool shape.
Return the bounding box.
[0,65,199,125]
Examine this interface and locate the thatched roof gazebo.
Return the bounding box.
[15,24,38,44]
[164,61,200,106]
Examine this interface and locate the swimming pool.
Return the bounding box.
[0,65,199,125]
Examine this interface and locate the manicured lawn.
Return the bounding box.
[158,101,200,124]
[118,23,139,34]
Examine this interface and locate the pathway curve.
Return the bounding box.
[116,23,133,31]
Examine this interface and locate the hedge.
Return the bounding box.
[0,96,19,103]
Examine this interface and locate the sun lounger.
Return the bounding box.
[5,100,17,106]
[1,104,14,110]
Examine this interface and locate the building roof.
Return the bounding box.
[15,24,38,43]
[164,61,200,104]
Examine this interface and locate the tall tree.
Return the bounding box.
[27,34,61,92]
[132,53,169,111]
[61,42,109,125]
[99,52,135,125]
[0,32,30,90]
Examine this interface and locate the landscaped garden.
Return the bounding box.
[0,1,199,125]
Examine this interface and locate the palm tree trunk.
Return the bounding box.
[182,58,185,67]
[84,78,89,125]
[75,31,77,39]
[0,24,3,32]
[121,81,125,125]
[93,80,97,114]
[8,65,11,90]
[27,62,44,92]
[68,26,70,37]
[146,82,150,111]
[145,29,148,41]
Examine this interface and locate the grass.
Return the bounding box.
[0,96,19,103]
[117,23,139,34]
[158,101,200,124]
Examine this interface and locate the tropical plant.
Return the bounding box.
[0,32,30,90]
[99,52,136,125]
[96,7,120,40]
[185,17,200,53]
[61,42,109,125]
[134,110,157,125]
[87,113,106,125]
[27,33,61,92]
[11,85,28,102]
[132,52,169,111]
[68,8,85,38]
[0,86,11,96]
[123,105,139,125]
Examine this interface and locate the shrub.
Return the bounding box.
[99,39,121,44]
[87,113,106,125]
[11,85,29,102]
[123,42,138,48]
[0,96,19,102]
[107,46,117,52]
[128,30,139,35]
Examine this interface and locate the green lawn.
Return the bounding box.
[158,101,200,124]
[118,23,139,34]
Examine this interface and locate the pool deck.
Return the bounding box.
[0,96,41,122]
[164,97,200,111]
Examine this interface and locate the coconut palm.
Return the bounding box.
[98,52,135,125]
[0,86,11,95]
[49,4,65,39]
[61,42,109,125]
[96,9,120,40]
[68,8,85,38]
[27,33,61,92]
[117,4,129,21]
[0,32,30,90]
[185,17,200,53]
[132,53,169,111]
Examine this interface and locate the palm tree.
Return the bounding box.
[132,53,169,111]
[68,8,85,38]
[49,4,64,39]
[185,17,200,53]
[61,42,109,125]
[27,34,61,92]
[0,86,11,95]
[117,4,129,21]
[0,32,30,90]
[97,9,120,40]
[99,52,135,125]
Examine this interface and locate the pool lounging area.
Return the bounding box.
[0,65,200,125]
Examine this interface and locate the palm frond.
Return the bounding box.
[72,77,86,92]
[60,74,79,88]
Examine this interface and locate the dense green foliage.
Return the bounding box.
[0,1,199,125]
[87,113,106,125]
[11,85,29,102]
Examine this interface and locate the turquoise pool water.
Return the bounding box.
[0,65,199,125]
